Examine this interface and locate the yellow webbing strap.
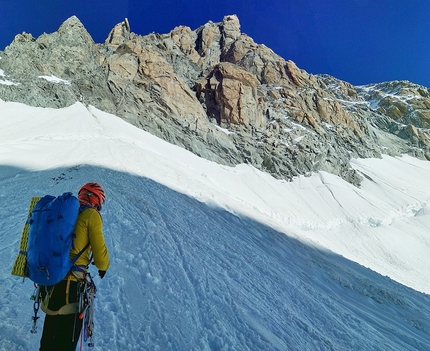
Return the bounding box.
[11,197,42,277]
[65,275,71,305]
[41,302,79,316]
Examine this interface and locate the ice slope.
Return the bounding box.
[1,101,430,350]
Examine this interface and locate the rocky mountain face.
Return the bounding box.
[1,15,430,186]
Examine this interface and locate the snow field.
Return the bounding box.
[1,101,430,350]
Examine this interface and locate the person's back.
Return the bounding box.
[71,206,109,279]
[39,182,110,351]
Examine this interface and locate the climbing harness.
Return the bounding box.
[29,272,98,349]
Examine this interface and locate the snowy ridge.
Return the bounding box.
[1,101,430,350]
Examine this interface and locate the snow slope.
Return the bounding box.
[1,101,430,350]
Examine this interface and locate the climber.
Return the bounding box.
[38,182,110,351]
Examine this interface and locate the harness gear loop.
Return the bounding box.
[30,285,41,334]
[77,272,97,348]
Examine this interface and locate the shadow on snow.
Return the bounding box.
[1,165,430,351]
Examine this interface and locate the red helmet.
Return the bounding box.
[78,182,105,209]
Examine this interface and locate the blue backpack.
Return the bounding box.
[26,192,85,286]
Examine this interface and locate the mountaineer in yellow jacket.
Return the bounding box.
[39,182,110,351]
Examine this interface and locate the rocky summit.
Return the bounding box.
[1,15,430,186]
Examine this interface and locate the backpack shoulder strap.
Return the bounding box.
[70,242,90,266]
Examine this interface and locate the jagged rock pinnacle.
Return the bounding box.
[1,15,429,185]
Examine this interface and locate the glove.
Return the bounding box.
[98,270,106,279]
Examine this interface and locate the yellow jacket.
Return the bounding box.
[70,207,110,276]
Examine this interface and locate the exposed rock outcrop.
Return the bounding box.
[196,62,264,128]
[1,15,429,185]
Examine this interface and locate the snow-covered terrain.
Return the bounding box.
[1,101,430,350]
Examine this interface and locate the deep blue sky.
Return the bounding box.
[1,0,429,87]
